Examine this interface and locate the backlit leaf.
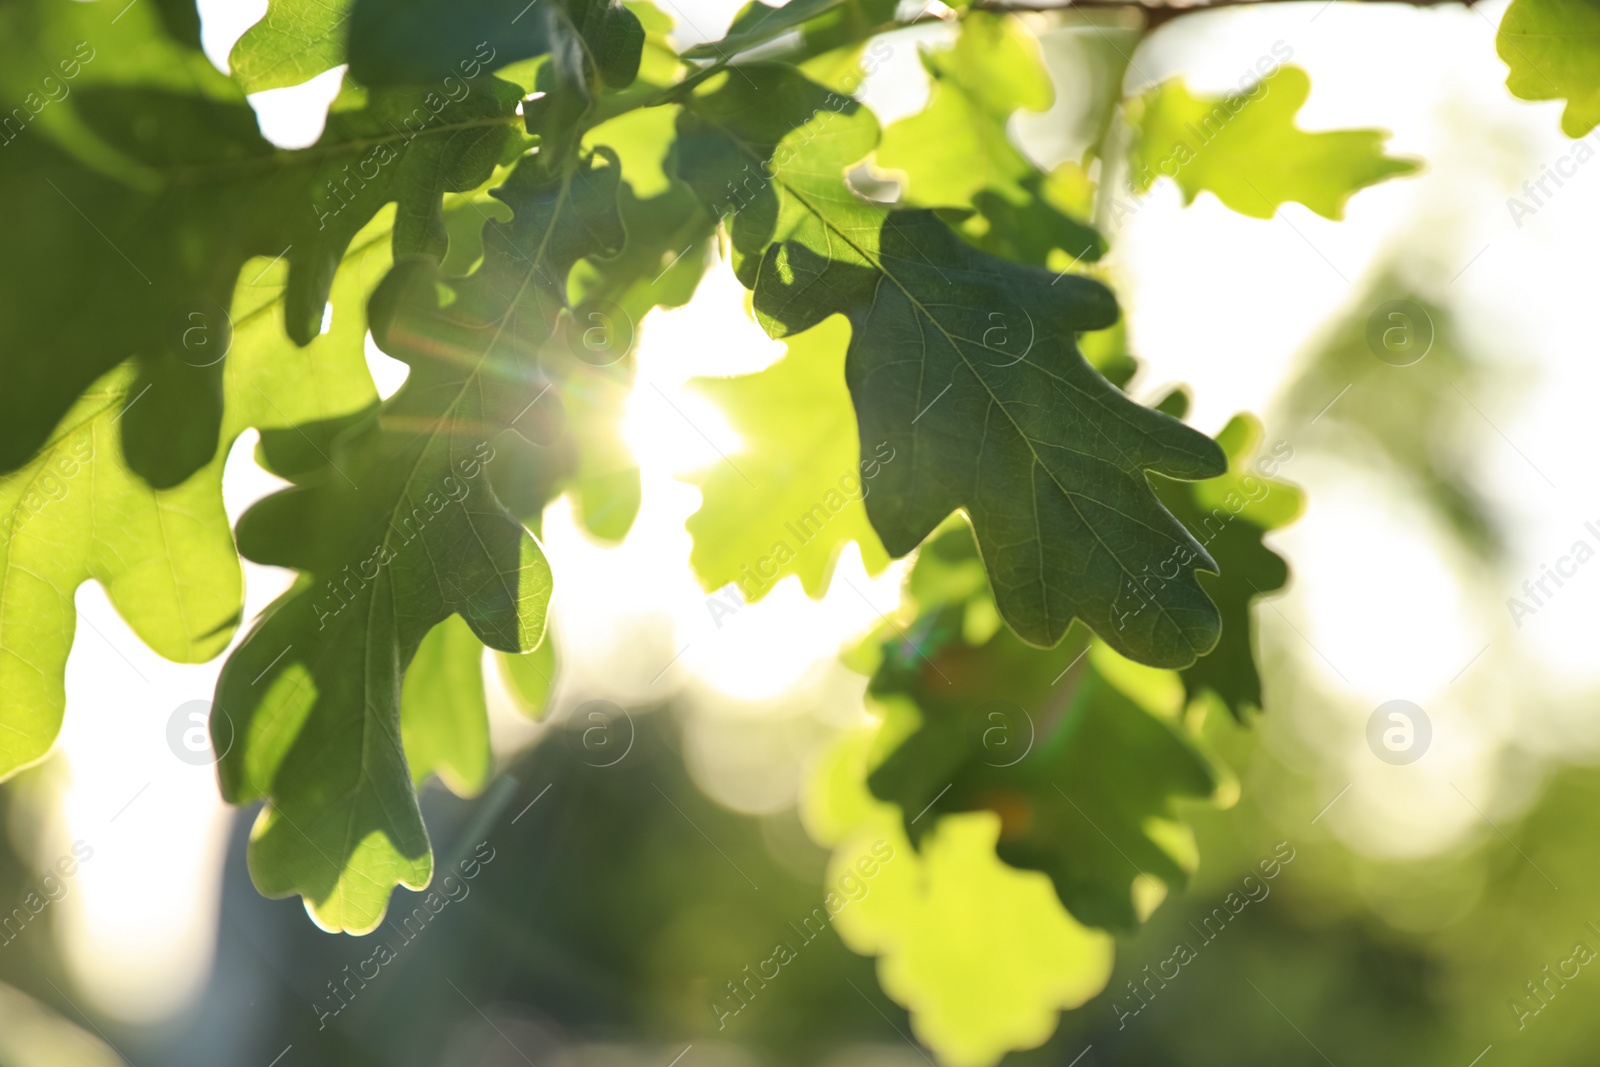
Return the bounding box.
[1127,65,1418,220]
[1497,0,1600,136]
[806,724,1115,1067]
[212,152,622,932]
[683,315,893,602]
[229,0,354,93]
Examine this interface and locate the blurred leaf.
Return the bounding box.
[864,524,1219,931]
[1277,284,1501,559]
[677,65,1226,663]
[1127,66,1417,220]
[212,152,621,932]
[807,726,1115,1067]
[876,13,1103,268]
[684,315,893,602]
[1498,0,1600,136]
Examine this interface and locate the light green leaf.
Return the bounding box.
[0,213,385,781]
[677,66,1226,664]
[1127,66,1418,220]
[229,0,354,94]
[683,315,892,602]
[401,615,493,796]
[213,152,621,932]
[806,727,1114,1067]
[497,635,559,719]
[1498,0,1600,136]
[0,367,239,779]
[876,12,1103,268]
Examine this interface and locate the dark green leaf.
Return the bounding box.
[677,66,1226,664]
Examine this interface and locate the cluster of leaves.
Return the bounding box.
[1,0,1577,1058]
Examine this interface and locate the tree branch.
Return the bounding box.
[975,0,1480,28]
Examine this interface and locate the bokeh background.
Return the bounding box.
[4,0,1599,1063]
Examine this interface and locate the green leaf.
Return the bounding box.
[0,367,240,779]
[683,315,893,601]
[866,544,1219,930]
[1498,0,1600,136]
[401,615,494,796]
[0,0,521,488]
[1153,410,1303,720]
[1127,65,1418,220]
[212,152,622,932]
[677,66,1227,664]
[229,0,354,94]
[348,0,644,89]
[806,724,1115,1067]
[348,0,550,86]
[0,213,385,781]
[876,13,1103,268]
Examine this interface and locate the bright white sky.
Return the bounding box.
[33,0,1600,1020]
